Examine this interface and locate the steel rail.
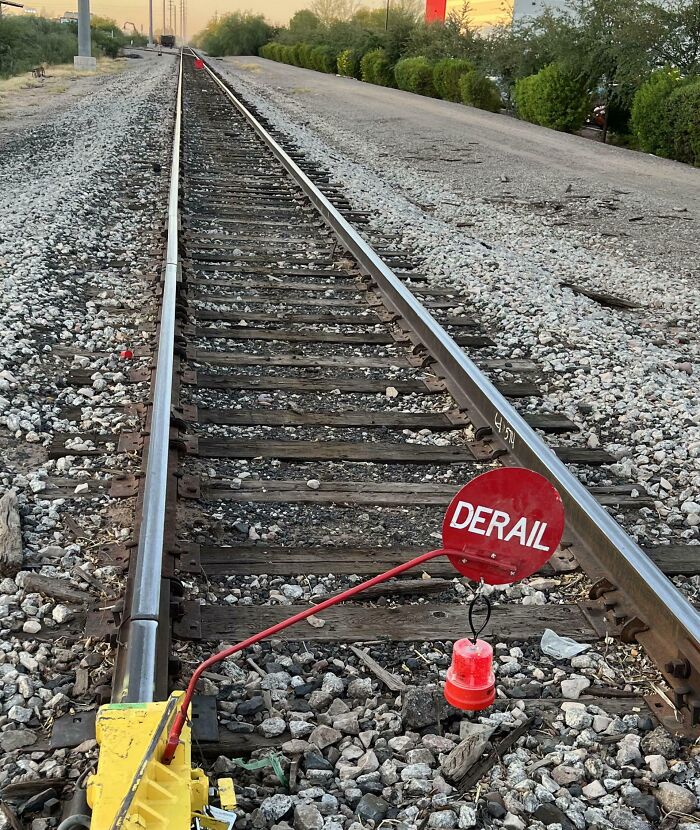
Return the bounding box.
[199,54,700,723]
[114,51,183,703]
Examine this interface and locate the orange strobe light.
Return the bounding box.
[444,637,496,711]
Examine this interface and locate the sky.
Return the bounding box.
[21,0,512,40]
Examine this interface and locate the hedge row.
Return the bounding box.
[259,41,337,74]
[631,70,700,165]
[260,44,502,113]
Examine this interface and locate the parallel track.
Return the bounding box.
[113,51,700,753]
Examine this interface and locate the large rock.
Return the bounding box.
[237,696,264,717]
[607,807,652,830]
[560,675,591,699]
[533,804,576,830]
[321,673,344,697]
[641,726,677,758]
[623,791,661,822]
[333,714,360,735]
[347,678,373,699]
[260,794,294,823]
[261,671,291,691]
[355,794,390,823]
[293,804,323,830]
[0,729,36,751]
[656,782,697,815]
[616,734,642,766]
[422,734,456,754]
[458,804,477,828]
[400,762,432,781]
[259,717,286,738]
[0,491,22,576]
[401,686,437,729]
[440,724,494,781]
[551,764,585,786]
[428,811,457,828]
[309,725,342,750]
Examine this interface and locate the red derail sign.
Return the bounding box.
[442,468,565,585]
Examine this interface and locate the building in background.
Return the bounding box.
[440,0,513,28]
[432,0,575,27]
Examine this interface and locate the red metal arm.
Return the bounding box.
[161,547,453,764]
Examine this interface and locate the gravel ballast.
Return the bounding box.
[0,52,176,807]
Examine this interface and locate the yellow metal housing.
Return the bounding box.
[87,693,208,830]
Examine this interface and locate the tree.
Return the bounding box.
[0,16,76,77]
[459,70,502,111]
[310,0,361,25]
[194,13,275,56]
[642,0,700,74]
[279,9,322,44]
[406,18,481,61]
[565,0,652,137]
[483,15,569,96]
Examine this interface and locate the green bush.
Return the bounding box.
[311,45,336,73]
[360,48,394,87]
[514,63,589,132]
[394,56,436,97]
[280,45,295,64]
[459,70,501,112]
[0,15,149,78]
[92,28,120,58]
[433,58,474,102]
[289,43,303,66]
[630,69,682,156]
[195,12,273,56]
[298,42,315,69]
[667,78,700,165]
[337,48,363,79]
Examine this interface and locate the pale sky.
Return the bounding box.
[23,0,510,40]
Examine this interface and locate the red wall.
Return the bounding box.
[425,0,447,22]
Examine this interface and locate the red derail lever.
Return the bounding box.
[162,468,565,764]
[162,547,453,764]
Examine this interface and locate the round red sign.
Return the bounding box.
[442,468,565,585]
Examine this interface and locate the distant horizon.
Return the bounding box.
[4,0,535,39]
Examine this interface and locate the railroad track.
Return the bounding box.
[89,50,700,821]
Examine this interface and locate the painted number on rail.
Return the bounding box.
[494,411,515,448]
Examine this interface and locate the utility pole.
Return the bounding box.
[162,0,165,39]
[385,0,389,30]
[74,0,96,70]
[148,0,154,46]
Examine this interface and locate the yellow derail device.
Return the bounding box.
[87,692,236,830]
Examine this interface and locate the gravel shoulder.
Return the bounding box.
[0,50,176,800]
[0,57,129,139]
